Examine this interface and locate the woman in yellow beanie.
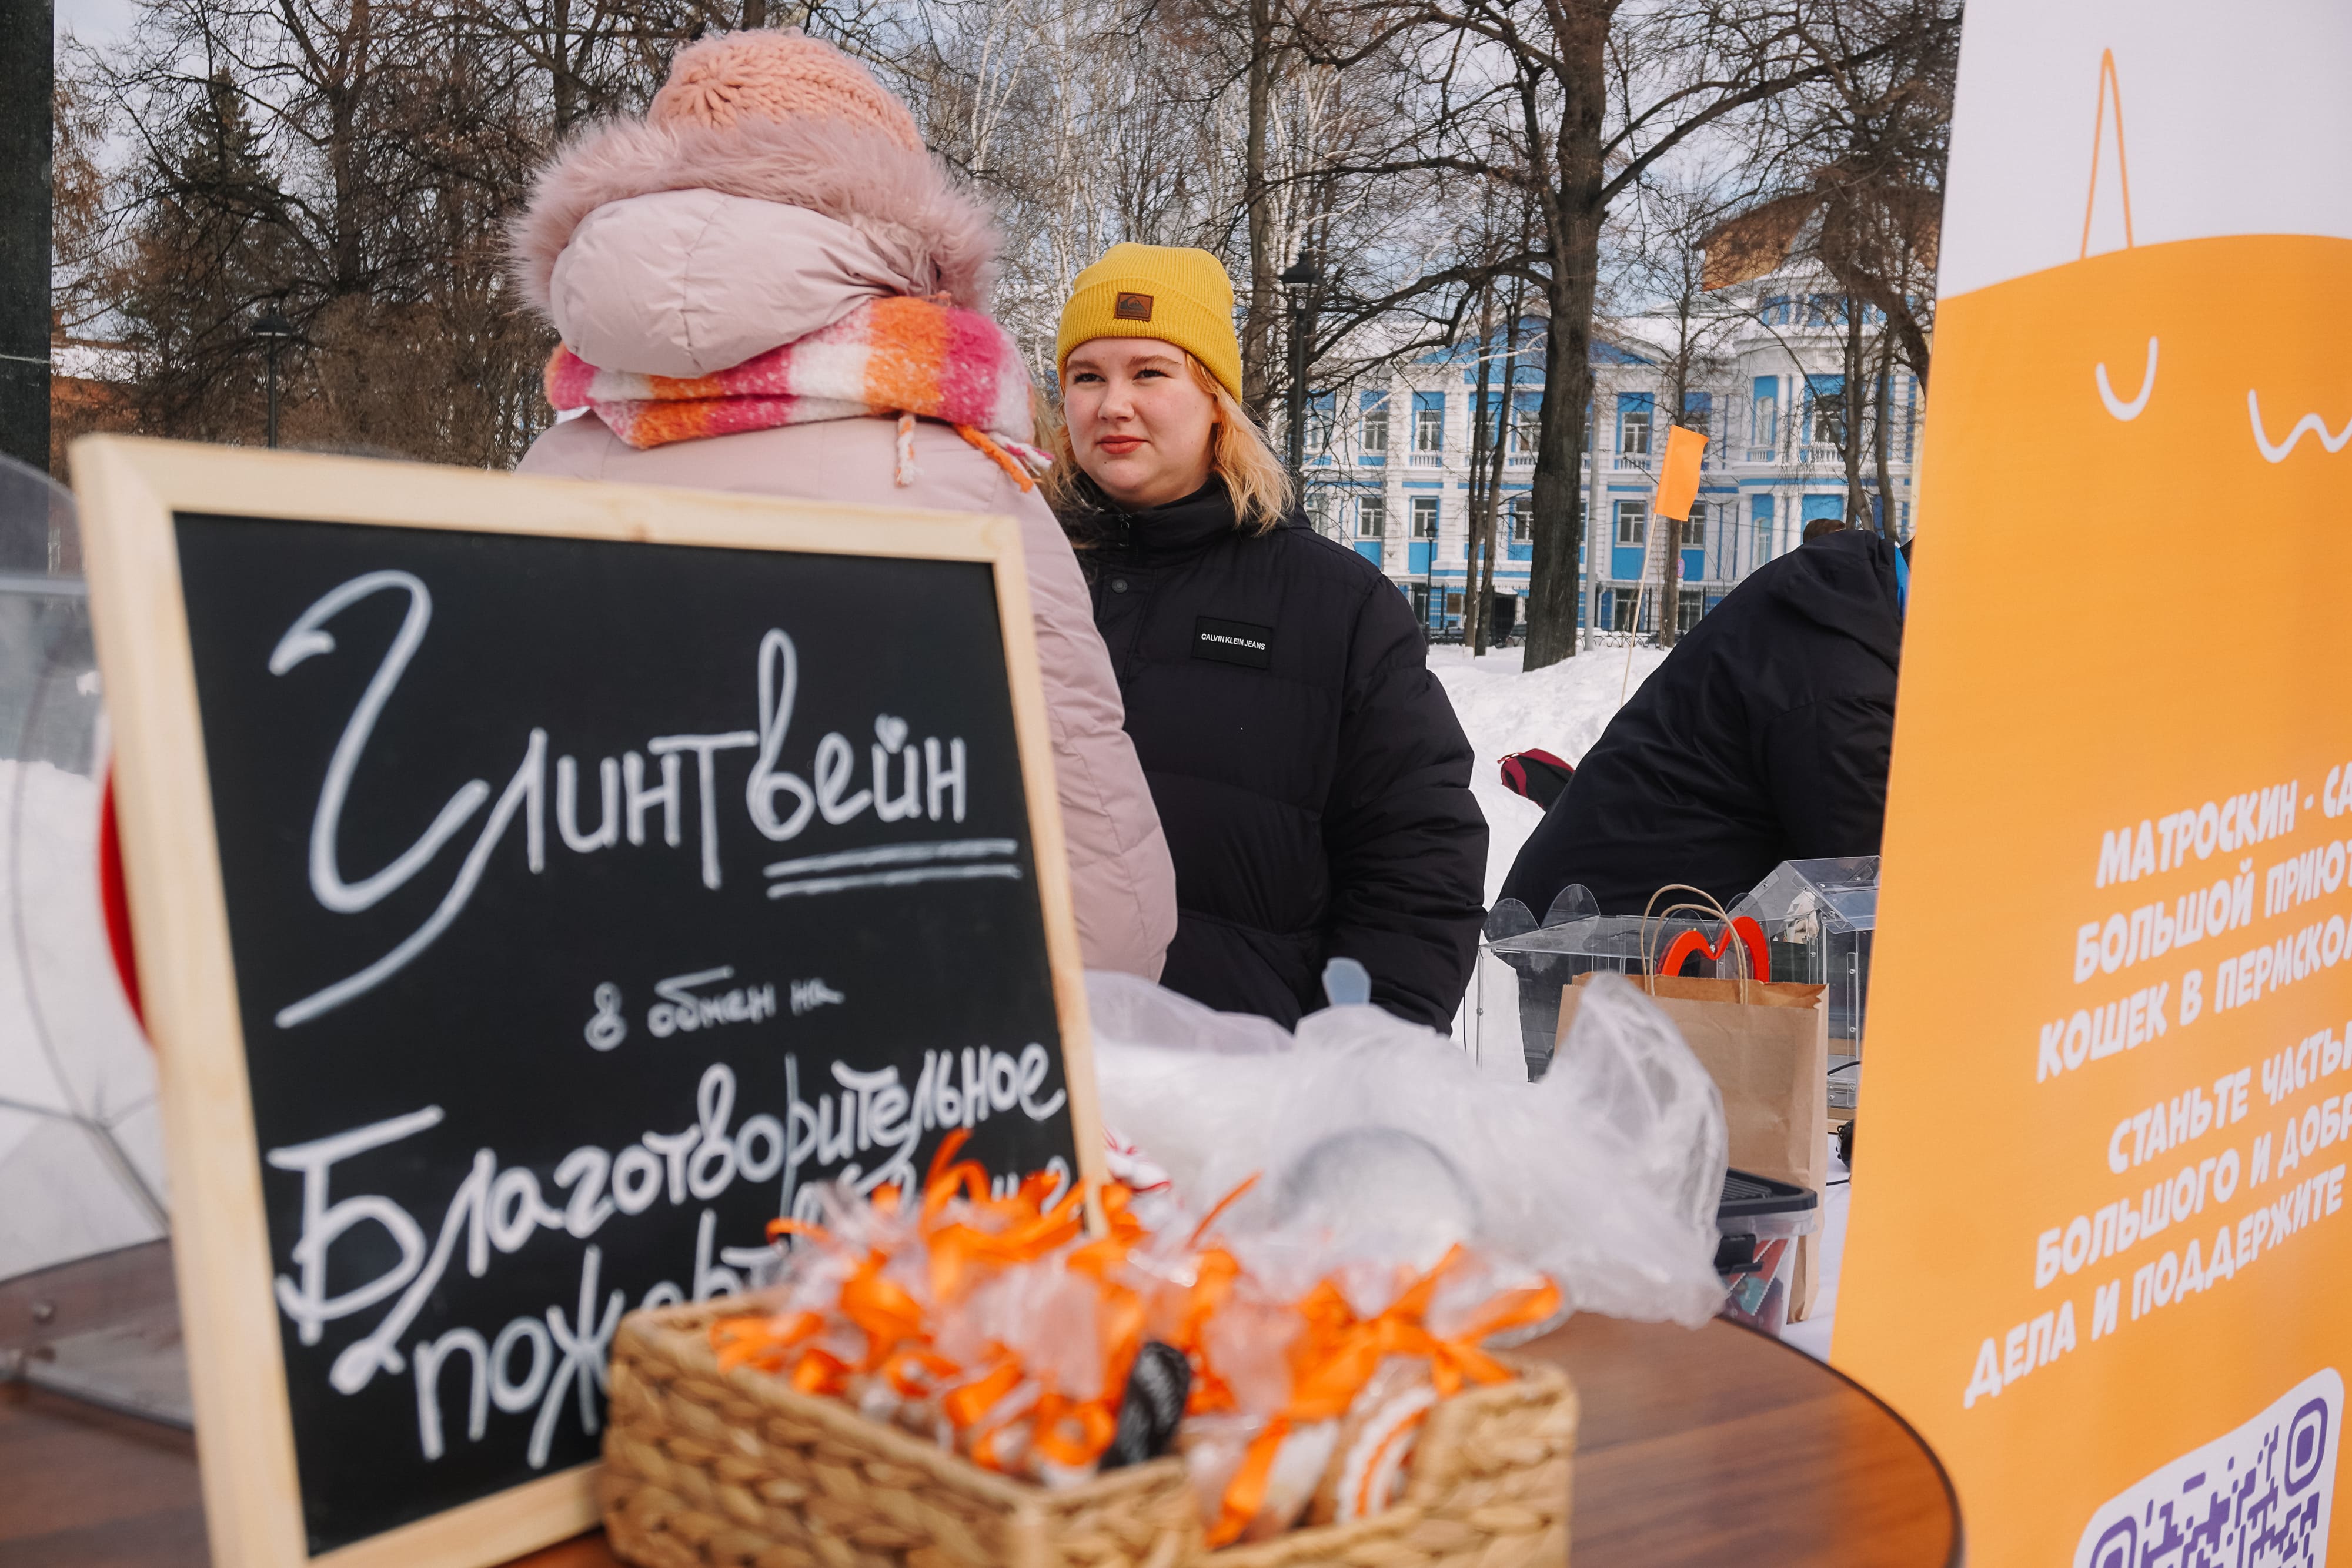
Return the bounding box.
[1046,243,1488,1031]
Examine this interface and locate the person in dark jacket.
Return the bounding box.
[1501,528,1906,918]
[1046,242,1488,1029]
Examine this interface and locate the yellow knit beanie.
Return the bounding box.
[1056,243,1243,403]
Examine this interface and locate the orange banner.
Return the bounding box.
[1651,424,1706,523]
[1834,6,2352,1562]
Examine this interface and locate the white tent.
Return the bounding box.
[0,456,167,1286]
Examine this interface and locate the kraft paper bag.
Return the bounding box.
[1557,973,1830,1319]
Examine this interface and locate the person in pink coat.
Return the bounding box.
[510,29,1175,978]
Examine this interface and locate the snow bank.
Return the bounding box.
[1429,643,1668,905]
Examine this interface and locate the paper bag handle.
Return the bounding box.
[1639,884,1766,1001]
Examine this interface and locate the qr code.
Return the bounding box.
[2074,1370,2340,1568]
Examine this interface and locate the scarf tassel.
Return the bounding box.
[895,412,920,487]
[951,424,1042,493]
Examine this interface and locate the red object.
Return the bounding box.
[98,767,145,1031]
[1496,748,1575,811]
[1658,915,1772,984]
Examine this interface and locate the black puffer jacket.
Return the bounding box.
[1501,529,1903,917]
[1064,478,1487,1029]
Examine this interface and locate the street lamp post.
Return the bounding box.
[250,305,296,449]
[1278,250,1321,501]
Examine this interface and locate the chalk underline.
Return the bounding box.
[763,838,1023,900]
[761,838,1020,878]
[766,864,1024,900]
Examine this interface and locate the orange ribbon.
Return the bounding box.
[717,1135,1092,1399]
[1211,1415,1291,1547]
[919,1129,1089,1302]
[1205,1248,1557,1547]
[1427,1279,1562,1395]
[838,1255,927,1373]
[1172,1248,1243,1415]
[791,1346,851,1396]
[711,1309,822,1375]
[940,1355,1024,1430]
[1031,1391,1119,1468]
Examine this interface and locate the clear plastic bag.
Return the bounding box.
[1087,969,1728,1328]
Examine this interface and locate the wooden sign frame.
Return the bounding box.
[69,434,1107,1568]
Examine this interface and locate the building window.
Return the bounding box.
[1306,491,1332,536]
[1620,403,1652,458]
[1810,400,1843,448]
[1508,494,1532,543]
[1411,496,1439,539]
[1361,393,1389,454]
[1679,392,1712,447]
[1411,393,1444,464]
[1750,377,1778,454]
[1615,499,1646,547]
[1307,392,1334,453]
[1511,394,1539,463]
[1358,495,1386,538]
[1752,493,1776,564]
[1679,502,1706,550]
[1676,586,1704,634]
[1806,375,1846,450]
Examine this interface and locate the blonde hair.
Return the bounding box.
[1045,352,1295,535]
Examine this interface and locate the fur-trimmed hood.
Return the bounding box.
[509,112,998,344]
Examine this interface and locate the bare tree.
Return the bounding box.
[59,0,1950,517]
[61,0,716,463]
[1702,0,1955,387]
[1616,170,1762,644]
[1292,0,1906,667]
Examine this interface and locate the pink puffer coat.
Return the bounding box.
[511,113,1175,978]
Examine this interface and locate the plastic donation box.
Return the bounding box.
[1469,887,1750,1081]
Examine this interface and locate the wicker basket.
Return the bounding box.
[601,1301,1576,1568]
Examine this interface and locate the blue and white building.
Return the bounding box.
[1299,282,1922,640]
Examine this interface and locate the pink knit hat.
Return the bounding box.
[649,30,924,153]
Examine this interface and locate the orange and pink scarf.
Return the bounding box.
[543,294,1048,489]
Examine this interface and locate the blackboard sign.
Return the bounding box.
[72,438,1101,1568]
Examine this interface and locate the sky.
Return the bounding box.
[55,0,139,51]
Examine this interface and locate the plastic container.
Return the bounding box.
[1730,856,1879,1045]
[1715,1169,1820,1336]
[1469,886,1752,1081]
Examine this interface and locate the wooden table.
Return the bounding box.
[2,1243,1957,1566]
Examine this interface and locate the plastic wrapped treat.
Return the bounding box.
[1274,1127,1481,1273]
[1088,968,1729,1328]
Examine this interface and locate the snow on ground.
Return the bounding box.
[1426,642,1851,1360]
[1427,642,1669,908]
